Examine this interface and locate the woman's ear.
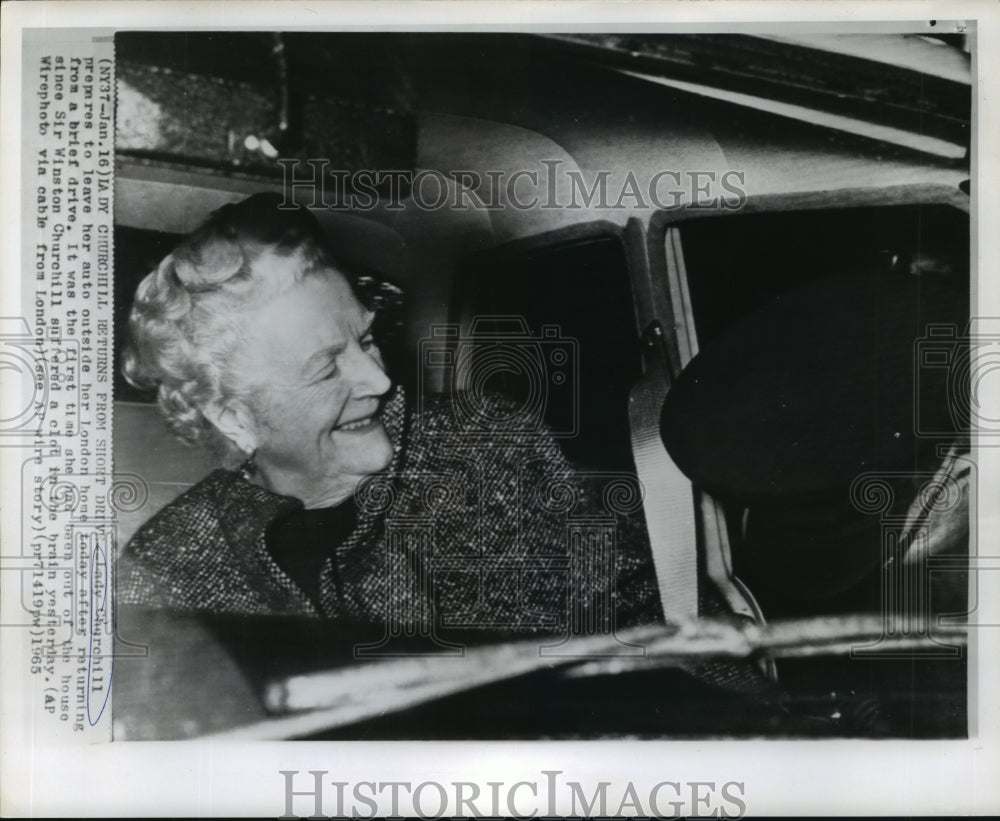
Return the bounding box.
[202,401,258,456]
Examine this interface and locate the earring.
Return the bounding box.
[238,451,258,482]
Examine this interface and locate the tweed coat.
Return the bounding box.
[117,387,664,635]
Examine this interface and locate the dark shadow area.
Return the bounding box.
[453,228,643,472]
[660,203,970,734]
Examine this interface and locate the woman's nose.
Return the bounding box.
[345,343,392,397]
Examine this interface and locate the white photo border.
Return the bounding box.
[2,1,998,816]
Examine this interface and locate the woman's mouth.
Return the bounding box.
[334,415,378,433]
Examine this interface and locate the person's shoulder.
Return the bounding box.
[409,388,533,435]
[116,469,252,610]
[122,469,237,557]
[402,388,571,477]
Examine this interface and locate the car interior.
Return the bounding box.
[111,32,972,739]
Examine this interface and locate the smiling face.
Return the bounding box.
[231,267,394,508]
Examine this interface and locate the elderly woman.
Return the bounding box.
[117,193,662,634]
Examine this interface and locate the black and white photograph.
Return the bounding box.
[2,2,999,817]
[109,27,974,743]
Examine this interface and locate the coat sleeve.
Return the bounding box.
[572,466,665,629]
[457,390,664,632]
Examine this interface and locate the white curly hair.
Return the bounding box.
[122,193,343,462]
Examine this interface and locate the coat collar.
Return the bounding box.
[206,385,411,613]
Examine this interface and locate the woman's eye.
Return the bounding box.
[360,334,376,352]
[321,364,339,381]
